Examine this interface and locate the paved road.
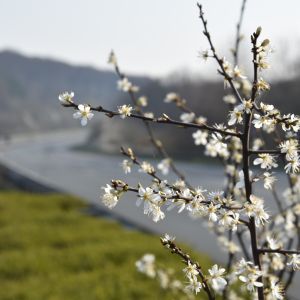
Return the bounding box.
[0,130,299,298]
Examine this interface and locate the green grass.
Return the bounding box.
[0,191,212,300]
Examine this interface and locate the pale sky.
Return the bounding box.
[1,0,300,78]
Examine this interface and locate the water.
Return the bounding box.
[0,129,299,298]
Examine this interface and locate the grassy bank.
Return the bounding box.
[0,192,212,300]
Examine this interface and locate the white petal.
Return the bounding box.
[253,158,262,165]
[78,104,84,111]
[81,117,88,126]
[136,198,142,207]
[73,112,81,119]
[87,112,94,120]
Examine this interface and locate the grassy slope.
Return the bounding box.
[0,192,212,300]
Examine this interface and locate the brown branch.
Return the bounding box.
[197,3,244,105]
[258,248,300,255]
[161,238,215,300]
[113,64,193,187]
[241,27,264,300]
[249,149,282,155]
[64,102,241,138]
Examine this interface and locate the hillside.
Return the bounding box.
[0,50,152,135]
[0,50,299,158]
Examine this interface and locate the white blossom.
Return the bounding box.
[139,161,155,174]
[137,185,164,222]
[218,236,240,254]
[228,106,243,126]
[241,99,253,114]
[281,114,300,132]
[266,235,281,250]
[121,159,132,174]
[223,94,236,104]
[137,186,161,213]
[284,155,300,174]
[244,195,269,227]
[233,66,247,80]
[219,210,239,231]
[144,112,154,118]
[185,277,202,294]
[235,258,253,275]
[150,205,165,222]
[152,180,173,198]
[137,96,148,107]
[73,104,94,126]
[253,138,264,151]
[164,92,179,103]
[117,77,139,92]
[208,264,227,292]
[192,130,208,145]
[183,261,199,280]
[253,153,278,169]
[279,139,298,160]
[287,254,300,270]
[257,77,270,91]
[157,159,170,175]
[180,112,195,123]
[208,190,224,203]
[58,91,74,105]
[269,278,284,300]
[101,184,120,209]
[118,104,133,119]
[263,172,277,190]
[239,272,263,292]
[135,254,156,278]
[157,269,170,289]
[161,233,175,244]
[260,102,274,113]
[194,116,206,126]
[252,114,272,129]
[204,202,221,222]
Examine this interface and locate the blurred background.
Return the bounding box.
[0,0,299,155]
[0,0,300,299]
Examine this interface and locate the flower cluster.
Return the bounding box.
[59,3,300,299]
[280,139,300,173]
[235,259,263,292]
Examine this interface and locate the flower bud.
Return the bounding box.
[256,26,262,37]
[261,39,270,47]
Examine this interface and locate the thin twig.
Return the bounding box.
[114,64,193,187]
[64,102,241,138]
[258,248,300,255]
[233,0,247,66]
[161,238,215,300]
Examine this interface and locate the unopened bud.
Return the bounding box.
[127,148,135,159]
[155,140,162,148]
[162,113,170,120]
[261,39,270,47]
[256,26,262,37]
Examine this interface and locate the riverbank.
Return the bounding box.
[0,191,212,300]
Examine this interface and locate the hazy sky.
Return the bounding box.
[1,0,300,77]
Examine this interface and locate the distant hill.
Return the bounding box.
[0,50,299,158]
[87,68,300,158]
[0,50,152,135]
